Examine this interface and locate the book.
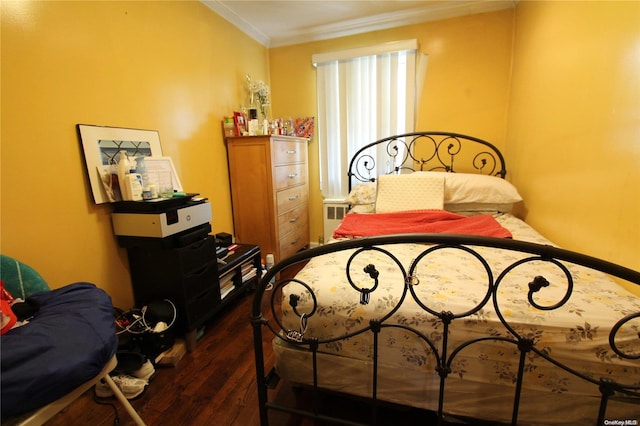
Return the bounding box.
[220,283,235,300]
[219,270,236,286]
[242,267,257,283]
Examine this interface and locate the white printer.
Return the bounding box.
[111,196,211,247]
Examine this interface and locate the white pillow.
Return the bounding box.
[444,202,515,215]
[347,182,377,205]
[418,172,522,204]
[375,173,444,213]
[349,204,375,214]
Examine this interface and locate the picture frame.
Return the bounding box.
[233,111,247,136]
[144,156,183,193]
[294,116,315,139]
[77,124,164,204]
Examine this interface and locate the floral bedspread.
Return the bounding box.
[279,213,640,399]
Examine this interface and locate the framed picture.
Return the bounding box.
[77,124,164,204]
[233,111,247,136]
[294,116,315,139]
[144,157,183,194]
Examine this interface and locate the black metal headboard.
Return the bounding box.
[348,131,507,192]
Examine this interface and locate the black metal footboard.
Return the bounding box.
[251,234,640,426]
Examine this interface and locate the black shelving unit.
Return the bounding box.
[125,236,261,351]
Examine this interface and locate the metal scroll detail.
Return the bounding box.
[347,132,507,190]
[610,312,640,360]
[270,279,318,343]
[251,235,640,426]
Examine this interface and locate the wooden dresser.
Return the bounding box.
[225,135,309,263]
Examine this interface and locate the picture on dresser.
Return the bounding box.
[294,117,314,139]
[233,112,247,136]
[77,124,164,204]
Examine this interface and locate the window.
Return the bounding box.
[313,40,426,199]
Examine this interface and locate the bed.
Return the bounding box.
[251,132,640,425]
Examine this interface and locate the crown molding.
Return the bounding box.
[201,0,271,47]
[273,1,514,47]
[202,1,515,48]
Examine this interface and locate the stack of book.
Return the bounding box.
[219,269,236,300]
[240,260,257,284]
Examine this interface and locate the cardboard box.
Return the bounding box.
[155,338,187,367]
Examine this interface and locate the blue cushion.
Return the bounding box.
[1,282,117,418]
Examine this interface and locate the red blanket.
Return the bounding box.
[333,210,512,239]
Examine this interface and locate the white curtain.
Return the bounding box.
[315,40,425,200]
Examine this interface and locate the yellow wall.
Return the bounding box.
[271,1,640,279]
[270,9,515,245]
[1,1,269,308]
[2,1,638,308]
[507,1,640,273]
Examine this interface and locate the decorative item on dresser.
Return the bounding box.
[226,135,310,263]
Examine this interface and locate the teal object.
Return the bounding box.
[0,255,50,299]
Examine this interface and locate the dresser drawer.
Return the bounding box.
[183,259,219,301]
[278,205,307,237]
[126,235,216,291]
[175,236,217,274]
[273,139,307,165]
[183,285,221,329]
[274,164,307,191]
[279,226,309,260]
[277,185,308,213]
[278,210,309,237]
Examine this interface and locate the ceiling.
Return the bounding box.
[202,0,516,48]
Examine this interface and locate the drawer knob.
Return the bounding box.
[288,195,299,201]
[287,150,297,154]
[288,173,298,178]
[289,216,299,223]
[290,237,300,245]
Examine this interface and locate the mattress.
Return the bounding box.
[273,213,640,424]
[1,282,118,419]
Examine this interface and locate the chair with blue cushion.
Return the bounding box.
[0,255,145,426]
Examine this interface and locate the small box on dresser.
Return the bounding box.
[225,135,310,263]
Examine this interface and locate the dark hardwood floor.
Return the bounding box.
[45,289,268,426]
[43,263,456,426]
[43,259,313,426]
